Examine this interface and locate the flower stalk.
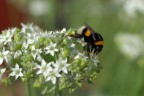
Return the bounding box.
[27,80,32,96]
[55,78,62,96]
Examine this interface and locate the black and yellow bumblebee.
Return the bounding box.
[69,24,104,55]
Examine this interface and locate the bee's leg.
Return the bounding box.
[93,47,98,55]
[86,43,90,57]
[75,34,83,38]
[86,44,94,59]
[94,45,103,55]
[67,34,83,38]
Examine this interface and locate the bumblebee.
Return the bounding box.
[69,24,104,55]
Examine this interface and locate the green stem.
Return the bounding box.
[55,78,62,96]
[27,80,32,96]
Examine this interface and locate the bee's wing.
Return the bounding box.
[98,33,104,41]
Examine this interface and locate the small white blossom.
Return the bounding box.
[77,39,87,46]
[36,60,53,78]
[14,50,22,59]
[27,38,35,45]
[22,41,29,50]
[9,64,23,80]
[54,57,69,74]
[44,31,53,38]
[36,55,43,62]
[74,52,88,60]
[0,28,15,45]
[45,42,59,56]
[31,48,42,60]
[31,45,35,51]
[59,48,65,57]
[0,49,9,65]
[45,68,61,84]
[93,59,99,67]
[60,28,66,33]
[21,23,34,33]
[0,68,6,79]
[70,43,75,48]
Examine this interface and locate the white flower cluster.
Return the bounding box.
[36,58,69,84]
[123,0,144,17]
[0,23,101,93]
[115,33,144,59]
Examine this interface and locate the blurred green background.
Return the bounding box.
[0,0,144,96]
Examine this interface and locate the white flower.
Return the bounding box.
[54,28,66,35]
[27,38,35,44]
[0,28,15,45]
[45,68,61,84]
[0,49,9,65]
[9,64,23,80]
[31,48,42,60]
[36,55,43,62]
[28,0,50,16]
[22,41,29,50]
[77,39,87,46]
[93,59,99,67]
[74,52,88,60]
[36,60,62,84]
[21,23,34,33]
[60,28,66,33]
[0,68,6,79]
[45,42,59,56]
[54,57,69,74]
[70,43,75,48]
[115,33,144,59]
[36,60,53,78]
[14,50,22,59]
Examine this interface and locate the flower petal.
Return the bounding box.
[0,58,3,65]
[51,77,56,84]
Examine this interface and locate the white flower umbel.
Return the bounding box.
[36,60,53,78]
[9,64,23,80]
[54,57,69,74]
[45,42,59,56]
[0,68,6,79]
[0,23,102,94]
[45,68,61,84]
[0,49,9,65]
